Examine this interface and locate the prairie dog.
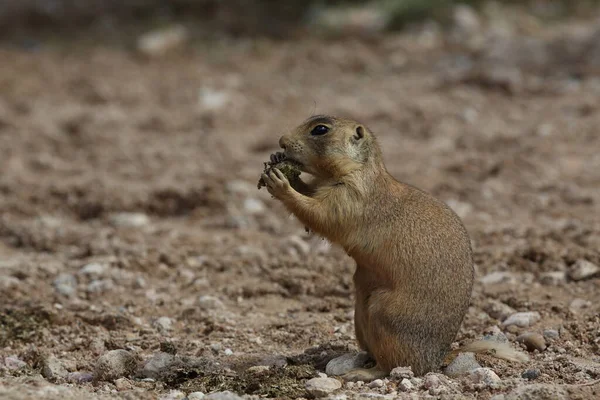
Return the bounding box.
[260,115,527,380]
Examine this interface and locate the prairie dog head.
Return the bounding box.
[279,115,381,179]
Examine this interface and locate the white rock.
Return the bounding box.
[188,393,206,400]
[539,271,566,285]
[80,262,108,277]
[87,279,114,293]
[453,5,480,33]
[480,271,516,285]
[41,356,68,380]
[139,352,175,380]
[423,373,442,390]
[153,317,173,333]
[399,378,413,391]
[204,391,244,400]
[469,367,501,386]
[53,273,77,297]
[305,377,342,398]
[368,379,384,388]
[225,180,255,195]
[543,329,560,339]
[326,352,371,376]
[109,212,149,227]
[444,353,481,377]
[199,87,230,111]
[224,348,233,356]
[243,198,265,215]
[569,298,592,311]
[501,312,541,328]
[568,260,600,281]
[198,295,224,310]
[4,356,27,370]
[137,25,188,58]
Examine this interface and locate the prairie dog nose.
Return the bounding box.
[279,135,289,150]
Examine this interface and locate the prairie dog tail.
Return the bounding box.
[445,340,529,365]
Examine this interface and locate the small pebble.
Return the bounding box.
[109,212,149,227]
[539,271,566,285]
[483,326,509,343]
[66,371,94,383]
[517,333,547,352]
[188,393,206,400]
[243,198,265,214]
[80,263,108,277]
[160,390,186,400]
[87,279,114,293]
[305,377,342,398]
[153,317,173,333]
[568,260,600,281]
[543,329,560,339]
[501,312,541,328]
[368,379,384,388]
[326,352,371,376]
[53,273,77,297]
[569,298,591,312]
[398,378,413,391]
[94,350,137,382]
[390,366,414,379]
[114,377,133,391]
[198,295,225,310]
[522,369,541,380]
[246,365,270,374]
[4,356,27,370]
[204,391,245,400]
[138,352,176,380]
[224,348,233,356]
[469,367,501,386]
[423,373,442,390]
[483,299,516,321]
[444,353,481,377]
[41,356,68,380]
[480,271,516,285]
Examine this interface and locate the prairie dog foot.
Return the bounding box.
[341,366,388,382]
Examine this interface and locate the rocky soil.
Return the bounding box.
[1,5,599,400]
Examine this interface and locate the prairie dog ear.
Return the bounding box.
[353,125,365,142]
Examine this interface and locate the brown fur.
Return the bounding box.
[261,115,527,379]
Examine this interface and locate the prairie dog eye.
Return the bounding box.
[310,125,329,136]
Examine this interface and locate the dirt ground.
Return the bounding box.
[1,7,600,400]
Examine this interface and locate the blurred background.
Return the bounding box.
[1,1,600,399]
